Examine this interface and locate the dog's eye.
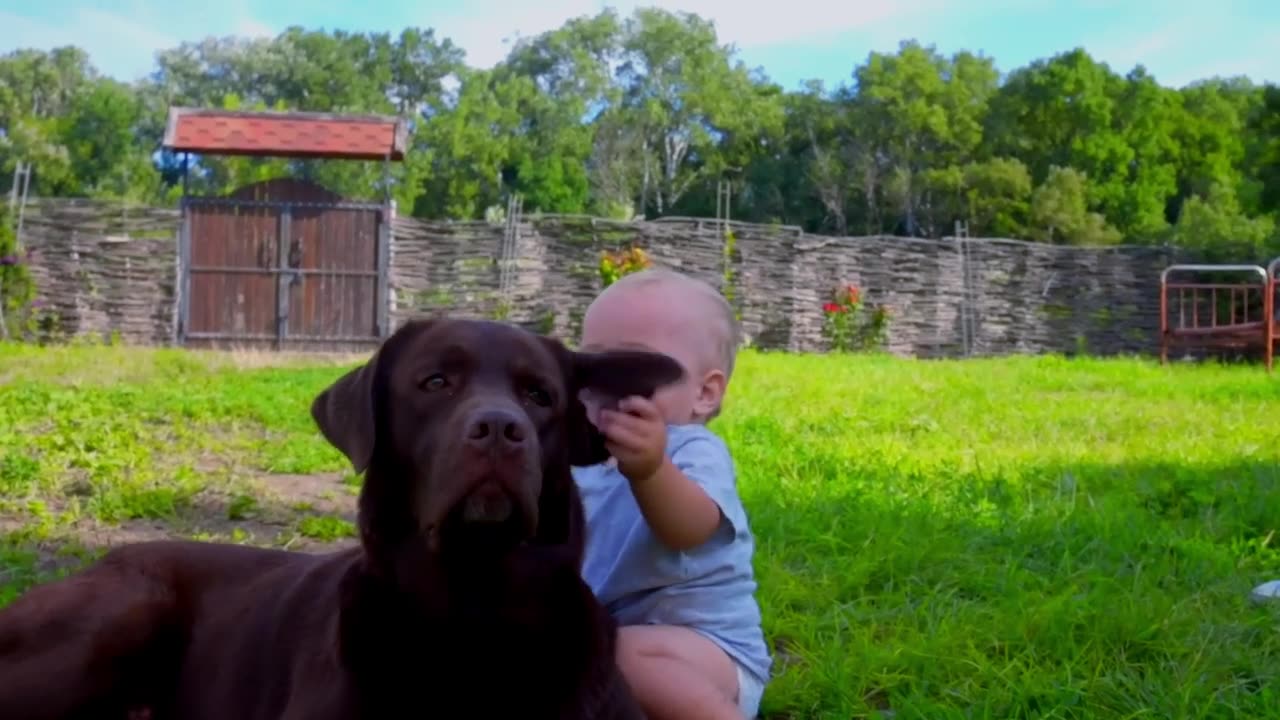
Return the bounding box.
[421,374,449,392]
[524,385,552,408]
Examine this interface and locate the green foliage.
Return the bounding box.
[1029,166,1124,245]
[849,41,999,237]
[1254,85,1280,213]
[3,345,1278,717]
[52,78,161,200]
[295,515,357,542]
[1172,182,1278,261]
[2,13,1280,255]
[962,157,1033,237]
[0,206,36,338]
[721,229,738,316]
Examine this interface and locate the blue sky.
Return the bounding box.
[1,0,1278,91]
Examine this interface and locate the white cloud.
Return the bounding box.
[0,6,176,81]
[1167,53,1279,87]
[426,0,600,68]
[0,1,275,81]
[235,18,276,40]
[226,0,276,39]
[1193,26,1280,84]
[1083,7,1280,87]
[3,0,1275,90]
[1074,20,1198,83]
[599,0,936,48]
[425,0,937,69]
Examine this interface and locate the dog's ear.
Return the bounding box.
[312,319,436,474]
[311,355,379,474]
[534,337,684,557]
[545,340,686,468]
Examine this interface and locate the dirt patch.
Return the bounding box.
[2,512,358,580]
[3,516,359,584]
[0,470,363,579]
[252,471,358,517]
[199,348,371,371]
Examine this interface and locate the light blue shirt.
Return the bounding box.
[572,424,772,685]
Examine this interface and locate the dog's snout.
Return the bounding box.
[464,408,528,451]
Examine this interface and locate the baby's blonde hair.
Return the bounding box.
[602,267,742,382]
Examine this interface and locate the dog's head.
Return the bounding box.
[311,317,684,569]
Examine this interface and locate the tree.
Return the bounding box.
[1107,66,1181,240]
[0,47,95,197]
[614,8,784,217]
[1028,166,1122,245]
[413,67,518,219]
[0,14,1276,259]
[1174,78,1261,211]
[1172,182,1276,262]
[962,157,1033,238]
[846,41,999,236]
[1253,84,1280,216]
[54,79,161,200]
[761,80,857,233]
[494,11,623,214]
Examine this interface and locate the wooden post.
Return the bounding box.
[1158,269,1168,365]
[177,198,192,345]
[376,202,392,338]
[0,273,8,341]
[276,206,292,349]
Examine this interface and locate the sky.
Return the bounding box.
[1,0,1278,92]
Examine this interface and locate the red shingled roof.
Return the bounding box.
[162,107,407,161]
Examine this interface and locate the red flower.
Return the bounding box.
[846,285,861,304]
[822,302,844,314]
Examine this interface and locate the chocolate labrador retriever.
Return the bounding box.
[0,317,684,719]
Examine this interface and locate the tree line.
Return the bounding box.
[3,7,1280,260]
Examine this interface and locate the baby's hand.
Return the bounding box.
[597,396,666,483]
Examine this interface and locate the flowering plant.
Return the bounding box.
[820,283,890,353]
[598,246,652,288]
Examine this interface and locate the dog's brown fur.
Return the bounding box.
[0,317,685,719]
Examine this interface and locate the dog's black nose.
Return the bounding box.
[465,408,527,451]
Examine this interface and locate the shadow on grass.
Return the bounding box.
[745,456,1280,719]
[0,485,359,604]
[1,456,1276,719]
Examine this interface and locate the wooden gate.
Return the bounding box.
[177,179,390,350]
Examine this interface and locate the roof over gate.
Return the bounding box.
[162,107,407,161]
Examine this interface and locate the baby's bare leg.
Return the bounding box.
[616,624,743,720]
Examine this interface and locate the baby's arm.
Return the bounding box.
[628,454,722,551]
[594,397,723,551]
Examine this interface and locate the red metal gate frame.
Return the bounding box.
[1158,263,1271,370]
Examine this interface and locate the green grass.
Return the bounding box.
[2,342,1279,718]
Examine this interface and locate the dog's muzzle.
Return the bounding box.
[425,404,542,554]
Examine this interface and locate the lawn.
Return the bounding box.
[1,340,1279,718]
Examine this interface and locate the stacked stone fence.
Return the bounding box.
[13,198,1185,357]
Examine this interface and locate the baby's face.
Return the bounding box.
[579,283,715,426]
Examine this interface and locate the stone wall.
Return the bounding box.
[15,198,1184,357]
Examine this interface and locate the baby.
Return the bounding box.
[573,268,771,720]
